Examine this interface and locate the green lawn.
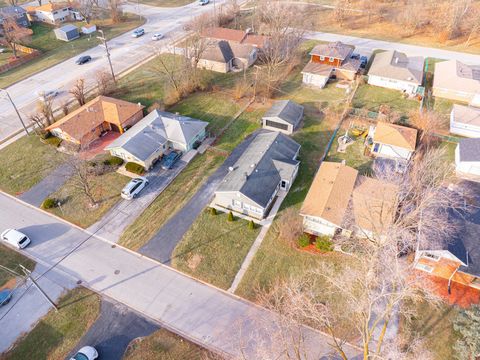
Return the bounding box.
[0,15,144,88]
[119,152,225,250]
[4,287,100,360]
[137,0,193,7]
[0,244,35,288]
[352,83,420,116]
[0,135,67,195]
[172,210,261,290]
[432,97,456,124]
[124,329,211,359]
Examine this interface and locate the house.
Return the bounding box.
[0,6,30,28]
[262,100,304,135]
[300,161,398,238]
[432,60,480,107]
[201,27,269,49]
[367,50,424,95]
[54,24,79,42]
[455,138,480,177]
[197,40,257,73]
[368,122,418,161]
[81,23,96,34]
[450,104,480,138]
[105,110,208,169]
[301,41,361,88]
[26,2,83,25]
[214,131,300,220]
[45,96,145,149]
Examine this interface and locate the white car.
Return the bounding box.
[70,346,98,360]
[1,229,31,249]
[121,177,148,200]
[37,90,59,102]
[151,33,164,41]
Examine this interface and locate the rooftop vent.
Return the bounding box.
[395,57,399,64]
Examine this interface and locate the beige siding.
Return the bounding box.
[214,191,266,220]
[197,59,230,73]
[432,87,473,104]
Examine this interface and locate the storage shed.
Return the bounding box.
[54,24,79,42]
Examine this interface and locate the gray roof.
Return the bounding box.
[433,60,480,95]
[310,41,353,60]
[263,100,304,126]
[106,110,208,161]
[58,24,78,32]
[0,5,26,15]
[368,50,424,85]
[458,138,480,162]
[228,41,255,59]
[452,104,480,127]
[202,40,234,63]
[217,131,300,207]
[301,61,333,76]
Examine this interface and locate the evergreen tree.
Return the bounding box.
[453,305,480,360]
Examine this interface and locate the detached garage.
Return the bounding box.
[54,24,79,42]
[262,100,304,135]
[456,138,480,177]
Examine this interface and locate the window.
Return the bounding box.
[422,252,441,261]
[319,56,325,61]
[281,180,287,189]
[232,199,242,208]
[329,57,334,62]
[415,263,434,273]
[265,120,288,131]
[373,143,380,153]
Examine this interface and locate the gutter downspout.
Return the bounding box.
[448,266,460,295]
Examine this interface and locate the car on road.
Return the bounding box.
[75,55,92,65]
[132,28,145,38]
[161,151,182,170]
[199,0,209,5]
[70,346,99,360]
[0,289,12,307]
[121,177,148,200]
[37,89,59,102]
[152,33,164,41]
[1,229,31,249]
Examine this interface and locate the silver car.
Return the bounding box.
[1,229,31,249]
[70,346,98,360]
[121,177,148,200]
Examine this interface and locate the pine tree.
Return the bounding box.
[227,211,234,222]
[248,220,255,230]
[453,304,480,360]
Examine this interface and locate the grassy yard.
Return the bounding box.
[352,83,420,116]
[3,287,100,360]
[0,244,35,288]
[124,328,211,360]
[137,0,193,7]
[172,210,261,290]
[0,15,144,88]
[119,152,225,250]
[0,135,67,195]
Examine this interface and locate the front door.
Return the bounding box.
[280,180,288,190]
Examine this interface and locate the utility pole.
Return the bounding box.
[97,29,116,83]
[0,88,29,135]
[19,265,58,312]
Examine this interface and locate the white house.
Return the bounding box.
[367,50,424,95]
[105,110,208,169]
[369,122,418,161]
[450,104,480,138]
[301,62,333,89]
[455,138,480,177]
[26,2,82,25]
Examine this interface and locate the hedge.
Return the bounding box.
[103,156,124,167]
[315,235,334,252]
[44,136,62,148]
[298,234,310,248]
[41,198,57,209]
[125,162,145,175]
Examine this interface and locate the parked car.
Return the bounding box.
[350,53,360,60]
[37,89,59,102]
[75,55,92,65]
[199,0,209,5]
[0,289,12,307]
[360,56,368,69]
[132,28,145,38]
[161,151,182,170]
[152,33,164,41]
[1,229,31,249]
[121,177,149,200]
[70,346,99,360]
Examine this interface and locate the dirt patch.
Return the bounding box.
[0,277,17,291]
[187,254,203,270]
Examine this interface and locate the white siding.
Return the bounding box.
[367,75,418,95]
[455,144,480,176]
[450,109,480,137]
[372,143,412,160]
[302,73,328,89]
[302,215,338,236]
[197,59,230,73]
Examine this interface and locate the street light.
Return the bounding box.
[97,29,116,83]
[0,88,29,135]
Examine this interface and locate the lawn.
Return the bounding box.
[137,0,193,7]
[352,83,420,117]
[0,134,67,195]
[432,97,456,124]
[0,244,35,288]
[3,287,100,360]
[172,210,261,290]
[0,15,144,88]
[124,328,212,360]
[47,157,130,228]
[119,152,225,250]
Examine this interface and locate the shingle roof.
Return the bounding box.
[263,100,304,126]
[201,27,268,48]
[458,138,480,162]
[217,131,300,207]
[372,122,417,151]
[301,61,333,76]
[0,6,26,16]
[105,110,208,161]
[452,104,480,127]
[310,41,353,60]
[202,40,235,63]
[339,57,361,72]
[26,2,69,12]
[368,50,424,85]
[433,60,480,94]
[58,24,77,32]
[300,161,358,226]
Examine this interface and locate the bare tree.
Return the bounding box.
[332,0,351,28]
[1,16,33,58]
[7,0,18,6]
[73,0,98,24]
[36,97,55,126]
[69,78,87,106]
[107,0,123,23]
[60,100,70,116]
[276,207,303,247]
[95,70,115,95]
[29,113,47,133]
[67,158,98,208]
[409,109,446,146]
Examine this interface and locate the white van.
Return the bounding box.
[1,229,31,249]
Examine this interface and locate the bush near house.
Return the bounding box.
[44,136,62,147]
[125,162,145,175]
[41,197,57,209]
[209,207,217,215]
[316,235,334,252]
[298,234,310,248]
[248,220,255,230]
[103,156,124,167]
[227,211,234,222]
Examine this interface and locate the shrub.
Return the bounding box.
[227,211,234,222]
[103,156,123,167]
[315,235,334,252]
[39,131,51,140]
[125,162,145,175]
[248,220,255,230]
[44,136,62,147]
[297,234,310,248]
[210,207,217,216]
[41,197,57,209]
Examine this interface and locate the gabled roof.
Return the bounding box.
[433,60,480,94]
[301,61,333,76]
[57,24,77,32]
[263,100,304,126]
[300,162,358,226]
[458,138,480,162]
[106,110,208,161]
[372,122,417,151]
[46,96,144,142]
[26,2,70,12]
[339,57,361,72]
[452,104,480,127]
[202,40,235,63]
[368,50,424,85]
[201,27,268,48]
[217,131,300,208]
[309,41,353,60]
[0,5,26,16]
